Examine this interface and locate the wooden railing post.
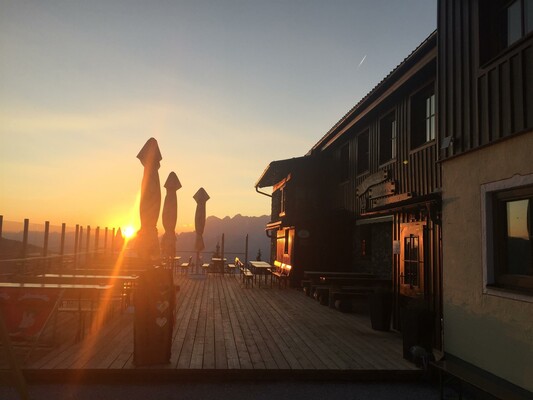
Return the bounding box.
[78,226,84,266]
[86,225,91,263]
[21,219,29,274]
[43,221,50,274]
[104,227,108,255]
[111,228,116,255]
[60,223,66,273]
[95,226,100,255]
[43,221,50,257]
[60,223,66,256]
[74,224,80,267]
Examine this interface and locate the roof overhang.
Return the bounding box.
[309,31,437,154]
[255,156,309,188]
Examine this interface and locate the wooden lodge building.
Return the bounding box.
[256,0,532,395]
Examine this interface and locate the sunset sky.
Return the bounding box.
[0,0,436,233]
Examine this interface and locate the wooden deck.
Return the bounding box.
[4,273,418,382]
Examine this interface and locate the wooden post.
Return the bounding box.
[111,228,116,255]
[95,226,100,254]
[74,224,80,258]
[43,221,50,274]
[60,223,66,273]
[0,214,3,238]
[245,234,249,267]
[43,221,50,257]
[22,218,29,259]
[86,225,91,260]
[60,223,66,255]
[78,226,84,264]
[104,227,108,254]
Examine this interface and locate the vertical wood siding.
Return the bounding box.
[334,89,440,216]
[438,0,533,157]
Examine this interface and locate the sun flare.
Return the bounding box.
[123,226,136,239]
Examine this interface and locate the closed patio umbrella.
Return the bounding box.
[161,172,181,261]
[136,137,162,262]
[193,188,210,274]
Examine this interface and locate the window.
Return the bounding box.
[403,235,420,288]
[483,175,533,297]
[410,85,435,149]
[480,0,533,63]
[339,143,349,182]
[357,130,369,174]
[507,0,533,45]
[279,186,286,217]
[379,111,396,164]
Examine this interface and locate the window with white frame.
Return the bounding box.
[410,84,435,149]
[479,0,533,63]
[482,174,533,297]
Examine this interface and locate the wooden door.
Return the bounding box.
[399,222,426,299]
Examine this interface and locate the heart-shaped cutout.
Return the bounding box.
[155,317,167,327]
[156,301,169,313]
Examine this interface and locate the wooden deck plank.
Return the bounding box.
[240,281,314,369]
[250,286,336,370]
[176,278,206,369]
[218,275,252,369]
[21,273,417,374]
[253,284,352,369]
[228,277,282,369]
[218,276,240,369]
[212,275,228,369]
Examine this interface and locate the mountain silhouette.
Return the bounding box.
[175,214,271,262]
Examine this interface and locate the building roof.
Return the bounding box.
[309,30,437,154]
[255,156,310,188]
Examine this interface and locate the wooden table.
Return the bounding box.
[34,274,139,310]
[249,261,272,287]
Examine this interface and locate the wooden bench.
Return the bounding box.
[431,355,532,400]
[235,258,253,288]
[330,287,375,313]
[180,256,192,274]
[270,261,291,288]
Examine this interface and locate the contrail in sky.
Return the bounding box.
[357,54,367,69]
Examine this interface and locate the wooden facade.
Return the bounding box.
[257,33,443,348]
[438,0,533,156]
[312,33,442,345]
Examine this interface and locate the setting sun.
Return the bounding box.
[123,226,136,239]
